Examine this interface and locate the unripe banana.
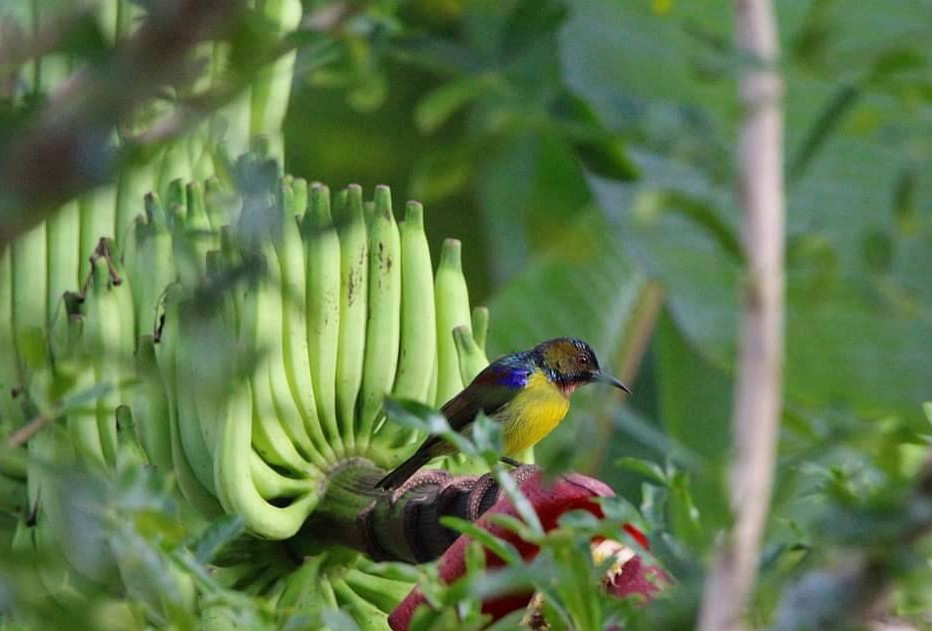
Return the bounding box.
[0,247,22,425]
[332,578,392,631]
[343,568,413,614]
[173,309,219,495]
[391,201,436,403]
[78,185,117,280]
[238,262,315,473]
[357,186,401,449]
[261,242,328,465]
[433,238,472,406]
[453,325,489,385]
[277,556,324,610]
[271,181,336,463]
[380,201,436,449]
[81,252,124,468]
[157,144,192,203]
[250,0,302,162]
[46,201,81,322]
[303,184,344,454]
[130,194,175,338]
[250,451,315,500]
[333,184,369,453]
[11,221,48,380]
[155,285,223,516]
[115,165,154,251]
[59,314,106,469]
[215,379,320,539]
[134,336,173,473]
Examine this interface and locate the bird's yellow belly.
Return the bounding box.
[498,374,570,456]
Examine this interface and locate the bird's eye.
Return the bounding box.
[579,355,589,366]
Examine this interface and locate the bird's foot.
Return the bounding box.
[500,456,522,468]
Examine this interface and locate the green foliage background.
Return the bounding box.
[287,0,932,517]
[1,0,932,628]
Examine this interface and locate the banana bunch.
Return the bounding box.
[120,152,490,541]
[1,0,499,626]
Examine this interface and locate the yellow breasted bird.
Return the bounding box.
[376,337,630,490]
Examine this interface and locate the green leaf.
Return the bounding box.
[439,516,524,566]
[190,515,247,564]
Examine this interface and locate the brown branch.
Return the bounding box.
[697,1,785,630]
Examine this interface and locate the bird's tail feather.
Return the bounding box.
[375,450,431,490]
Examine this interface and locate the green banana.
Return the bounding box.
[250,0,302,161]
[46,201,81,323]
[78,186,117,280]
[333,184,369,453]
[381,200,436,448]
[214,380,319,539]
[128,194,176,338]
[173,310,219,495]
[81,252,124,468]
[249,451,315,500]
[303,184,344,455]
[453,325,489,385]
[133,336,173,473]
[261,242,328,465]
[332,577,392,631]
[237,261,314,473]
[155,285,223,516]
[61,314,107,470]
[277,555,326,611]
[115,165,154,252]
[11,221,48,381]
[357,186,402,449]
[433,238,472,407]
[391,201,436,402]
[272,180,337,463]
[343,568,413,614]
[0,246,23,425]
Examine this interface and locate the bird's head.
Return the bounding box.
[534,338,631,396]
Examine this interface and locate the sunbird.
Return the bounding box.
[376,337,630,490]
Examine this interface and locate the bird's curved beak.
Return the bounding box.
[594,371,631,394]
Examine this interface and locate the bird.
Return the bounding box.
[375,337,630,490]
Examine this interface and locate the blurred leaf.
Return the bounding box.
[617,457,667,485]
[440,516,524,566]
[416,74,499,133]
[190,515,246,564]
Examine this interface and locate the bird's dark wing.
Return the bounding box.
[440,361,531,433]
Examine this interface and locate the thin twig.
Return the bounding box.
[6,408,60,448]
[696,1,785,630]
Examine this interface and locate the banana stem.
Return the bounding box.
[291,461,541,564]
